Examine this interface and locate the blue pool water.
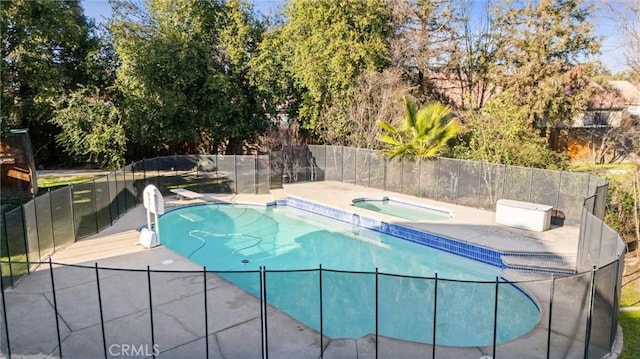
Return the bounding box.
[158,203,540,347]
[352,198,451,221]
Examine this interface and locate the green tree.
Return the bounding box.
[454,92,566,169]
[378,98,459,160]
[1,0,99,162]
[252,0,391,142]
[50,86,126,168]
[491,0,599,127]
[110,0,267,155]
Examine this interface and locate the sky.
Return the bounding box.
[80,0,631,74]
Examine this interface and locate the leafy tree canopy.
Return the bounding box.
[110,0,267,154]
[252,0,392,141]
[454,92,567,169]
[1,0,99,163]
[51,86,126,169]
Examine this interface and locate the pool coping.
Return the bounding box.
[281,195,574,276]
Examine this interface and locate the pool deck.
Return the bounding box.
[3,181,599,358]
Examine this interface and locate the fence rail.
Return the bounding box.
[0,147,626,358]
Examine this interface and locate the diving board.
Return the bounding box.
[170,188,203,200]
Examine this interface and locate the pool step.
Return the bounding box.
[502,254,576,275]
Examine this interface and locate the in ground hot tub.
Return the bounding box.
[352,197,452,221]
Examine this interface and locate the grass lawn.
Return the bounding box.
[619,310,640,359]
[620,253,640,358]
[37,174,95,190]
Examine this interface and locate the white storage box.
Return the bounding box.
[495,199,553,232]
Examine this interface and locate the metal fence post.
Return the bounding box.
[146,266,156,359]
[492,277,499,359]
[92,179,99,234]
[255,155,259,195]
[259,267,265,359]
[340,146,344,182]
[555,171,563,211]
[0,260,12,357]
[263,267,269,359]
[400,160,404,194]
[31,195,42,260]
[476,162,483,208]
[375,268,379,359]
[49,258,62,358]
[383,157,387,191]
[69,185,77,242]
[528,168,534,202]
[95,263,107,359]
[46,189,55,254]
[432,273,438,359]
[203,267,209,359]
[584,266,597,359]
[610,259,622,351]
[234,155,238,194]
[319,265,323,359]
[2,213,14,288]
[546,275,556,359]
[418,160,422,197]
[452,160,458,203]
[435,159,441,201]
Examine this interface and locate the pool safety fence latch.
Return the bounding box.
[139,184,165,248]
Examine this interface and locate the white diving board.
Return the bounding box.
[170,188,204,200]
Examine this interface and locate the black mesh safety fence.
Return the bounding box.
[436,158,459,203]
[236,155,257,194]
[549,271,592,359]
[419,158,439,200]
[0,149,625,359]
[22,201,39,267]
[50,186,74,249]
[402,159,419,196]
[342,147,356,185]
[216,155,237,194]
[34,192,54,258]
[355,148,372,187]
[72,181,98,239]
[558,171,591,227]
[530,168,561,209]
[325,145,343,181]
[94,176,112,231]
[456,160,482,208]
[2,207,28,283]
[385,159,403,193]
[114,169,128,215]
[256,155,270,194]
[107,172,119,224]
[594,185,608,220]
[477,162,505,210]
[123,164,137,210]
[502,165,533,202]
[588,261,618,359]
[0,256,626,359]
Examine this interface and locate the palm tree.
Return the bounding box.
[378,98,459,160]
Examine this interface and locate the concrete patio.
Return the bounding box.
[1,181,604,358]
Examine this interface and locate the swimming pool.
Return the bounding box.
[352,197,451,221]
[158,203,539,347]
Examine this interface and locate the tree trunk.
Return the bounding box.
[633,168,640,259]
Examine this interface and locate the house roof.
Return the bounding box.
[607,81,640,104]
